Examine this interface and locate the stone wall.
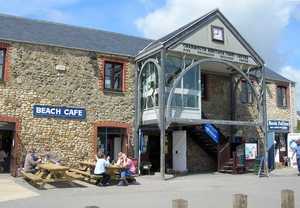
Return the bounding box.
[187,136,217,172]
[0,41,135,168]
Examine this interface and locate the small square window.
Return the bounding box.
[104,61,123,91]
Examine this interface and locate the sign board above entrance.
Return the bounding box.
[33,105,86,120]
[172,43,257,65]
[268,120,289,131]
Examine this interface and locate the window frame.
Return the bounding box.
[201,74,208,100]
[240,80,253,104]
[276,85,288,108]
[0,48,6,82]
[103,61,124,92]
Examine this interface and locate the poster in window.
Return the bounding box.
[245,143,257,160]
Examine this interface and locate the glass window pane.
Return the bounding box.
[171,94,182,107]
[105,76,111,89]
[105,63,112,76]
[240,81,248,103]
[183,67,199,90]
[147,96,154,108]
[183,95,198,108]
[0,50,3,65]
[0,64,2,80]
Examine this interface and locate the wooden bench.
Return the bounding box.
[69,168,91,177]
[65,171,85,180]
[21,171,43,182]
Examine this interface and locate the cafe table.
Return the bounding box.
[37,163,71,183]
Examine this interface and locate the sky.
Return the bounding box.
[0,0,299,109]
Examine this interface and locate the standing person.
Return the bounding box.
[23,147,41,174]
[295,143,300,176]
[0,144,7,173]
[118,154,136,186]
[94,153,111,186]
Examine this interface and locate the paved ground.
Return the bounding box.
[0,168,299,208]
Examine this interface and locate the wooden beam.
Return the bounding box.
[170,118,262,127]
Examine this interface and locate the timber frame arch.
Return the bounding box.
[165,58,265,129]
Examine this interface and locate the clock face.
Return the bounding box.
[212,26,224,42]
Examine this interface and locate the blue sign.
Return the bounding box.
[203,123,220,143]
[33,105,86,120]
[268,120,289,131]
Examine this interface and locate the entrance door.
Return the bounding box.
[113,137,121,161]
[0,128,14,174]
[172,130,187,172]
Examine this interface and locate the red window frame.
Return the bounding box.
[104,61,124,92]
[0,48,6,81]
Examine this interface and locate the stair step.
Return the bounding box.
[219,169,233,173]
[223,165,233,170]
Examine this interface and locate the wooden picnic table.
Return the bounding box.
[78,161,122,176]
[21,163,73,188]
[37,163,71,183]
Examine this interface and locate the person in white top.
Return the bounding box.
[94,152,110,186]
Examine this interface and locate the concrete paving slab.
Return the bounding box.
[0,174,39,203]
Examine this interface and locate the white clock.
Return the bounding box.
[211,26,224,42]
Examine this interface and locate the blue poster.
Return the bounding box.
[33,105,86,120]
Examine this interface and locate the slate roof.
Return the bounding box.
[265,67,291,83]
[0,13,152,57]
[0,12,291,83]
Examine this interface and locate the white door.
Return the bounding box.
[172,130,187,172]
[113,137,121,161]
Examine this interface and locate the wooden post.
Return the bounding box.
[281,189,295,208]
[172,199,188,208]
[233,194,247,208]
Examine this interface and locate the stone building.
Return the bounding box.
[0,10,295,177]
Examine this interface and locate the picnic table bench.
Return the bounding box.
[21,163,74,188]
[67,161,130,184]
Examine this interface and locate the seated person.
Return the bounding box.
[118,154,136,186]
[24,147,41,174]
[43,145,61,164]
[115,152,123,166]
[0,144,7,173]
[94,153,111,186]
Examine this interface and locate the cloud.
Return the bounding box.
[0,0,80,22]
[279,65,300,110]
[135,0,298,69]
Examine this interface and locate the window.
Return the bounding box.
[104,62,123,91]
[171,66,201,109]
[0,49,5,81]
[201,74,207,99]
[277,86,287,107]
[240,81,253,104]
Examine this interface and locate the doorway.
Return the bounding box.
[172,130,187,172]
[97,127,125,161]
[0,122,15,174]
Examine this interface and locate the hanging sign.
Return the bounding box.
[268,120,289,131]
[33,105,86,120]
[203,123,220,143]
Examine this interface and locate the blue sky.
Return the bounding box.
[0,0,299,108]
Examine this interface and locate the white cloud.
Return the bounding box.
[0,0,80,22]
[279,66,300,110]
[135,0,298,68]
